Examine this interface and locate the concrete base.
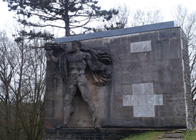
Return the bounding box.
[44,127,186,140]
[44,128,144,140]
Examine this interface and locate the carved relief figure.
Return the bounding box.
[45,41,111,128]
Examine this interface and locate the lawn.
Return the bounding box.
[184,129,196,140]
[121,129,196,140]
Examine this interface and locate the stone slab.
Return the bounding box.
[130,40,152,53]
[162,133,184,138]
[134,106,155,117]
[123,94,163,106]
[132,83,154,95]
[123,83,163,117]
[158,138,184,140]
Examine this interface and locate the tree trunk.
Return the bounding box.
[64,0,70,36]
[65,18,70,36]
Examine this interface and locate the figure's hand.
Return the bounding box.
[44,42,56,50]
[45,50,54,61]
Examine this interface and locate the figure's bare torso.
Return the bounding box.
[67,51,87,75]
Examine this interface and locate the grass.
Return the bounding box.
[184,128,196,140]
[121,131,163,140]
[121,129,196,140]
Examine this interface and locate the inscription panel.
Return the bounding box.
[130,40,151,53]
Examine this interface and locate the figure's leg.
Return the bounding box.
[63,80,77,126]
[78,76,99,128]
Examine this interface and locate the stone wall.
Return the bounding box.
[85,28,186,128]
[44,23,194,129]
[181,33,195,129]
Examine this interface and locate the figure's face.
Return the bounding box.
[72,42,80,51]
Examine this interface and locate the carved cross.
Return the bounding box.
[123,83,163,117]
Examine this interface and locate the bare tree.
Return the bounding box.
[174,5,196,101]
[84,4,129,33]
[129,8,164,27]
[173,5,196,124]
[90,6,164,33]
[0,31,19,140]
[0,29,46,140]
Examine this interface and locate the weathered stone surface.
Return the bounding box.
[158,130,185,140]
[162,133,184,138]
[123,83,163,117]
[130,40,151,53]
[44,22,193,132]
[44,128,145,140]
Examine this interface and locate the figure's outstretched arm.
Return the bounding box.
[46,50,58,63]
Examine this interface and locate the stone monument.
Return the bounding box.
[44,21,194,139]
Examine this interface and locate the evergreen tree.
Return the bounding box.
[3,0,118,36]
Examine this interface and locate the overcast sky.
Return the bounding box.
[98,0,196,20]
[0,0,195,35]
[98,0,196,11]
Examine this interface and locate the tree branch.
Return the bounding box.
[70,16,92,29]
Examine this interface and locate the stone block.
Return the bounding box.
[110,37,122,45]
[143,118,156,126]
[154,118,165,126]
[112,85,122,95]
[121,84,133,95]
[130,40,152,53]
[162,48,182,60]
[141,71,160,82]
[127,34,140,42]
[159,28,180,40]
[121,73,142,84]
[163,117,173,126]
[154,83,173,94]
[156,106,174,117]
[111,105,133,118]
[159,39,170,50]
[83,39,103,48]
[122,62,142,73]
[132,83,153,95]
[140,31,159,41]
[136,51,154,62]
[134,106,156,117]
[170,38,181,49]
[111,73,121,85]
[151,43,164,61]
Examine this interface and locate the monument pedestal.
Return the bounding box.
[44,127,187,140]
[44,128,145,140]
[44,21,194,140]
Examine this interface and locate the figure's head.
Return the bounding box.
[71,40,82,51]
